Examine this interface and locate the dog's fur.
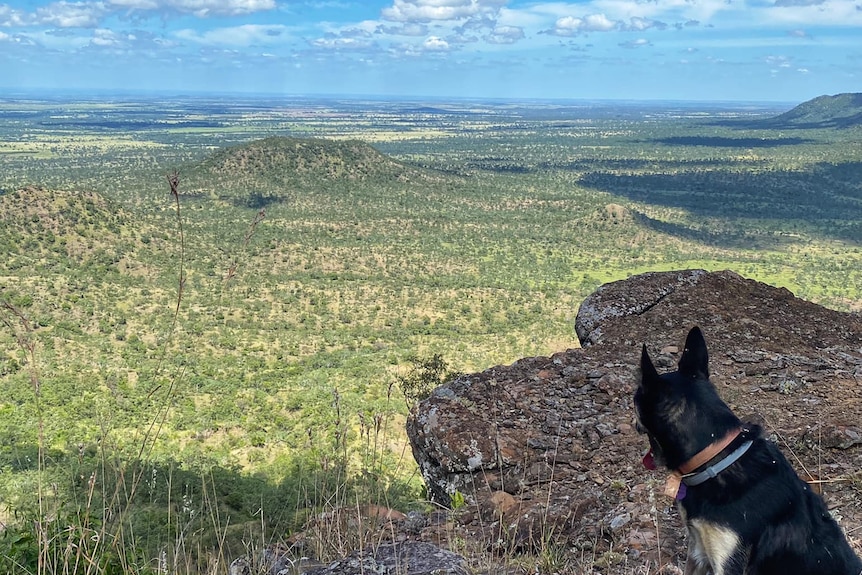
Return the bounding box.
[635,326,862,575]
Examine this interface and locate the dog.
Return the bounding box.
[635,326,862,575]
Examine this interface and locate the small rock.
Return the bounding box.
[489,490,518,517]
[778,379,801,394]
[609,513,631,531]
[229,557,250,575]
[404,510,427,534]
[537,369,555,380]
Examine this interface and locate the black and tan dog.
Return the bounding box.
[635,326,862,575]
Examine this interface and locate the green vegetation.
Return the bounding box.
[396,353,462,409]
[182,136,440,208]
[0,94,860,572]
[764,92,862,129]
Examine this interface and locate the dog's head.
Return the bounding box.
[635,326,741,471]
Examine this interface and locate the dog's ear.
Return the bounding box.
[678,326,709,379]
[640,344,661,386]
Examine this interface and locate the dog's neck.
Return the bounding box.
[678,427,741,475]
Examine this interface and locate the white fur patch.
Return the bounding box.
[689,519,741,575]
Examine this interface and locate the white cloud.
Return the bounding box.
[484,24,523,44]
[90,27,123,45]
[0,30,9,40]
[12,34,39,45]
[0,1,107,28]
[107,0,275,17]
[14,28,91,49]
[82,28,177,50]
[0,4,29,26]
[766,54,792,67]
[625,17,666,31]
[423,35,449,50]
[84,27,158,49]
[444,30,479,44]
[386,35,454,57]
[311,35,374,49]
[573,0,736,28]
[382,0,506,23]
[549,13,618,36]
[331,26,373,39]
[619,37,650,48]
[764,0,862,26]
[513,0,862,43]
[773,0,825,6]
[377,22,429,36]
[36,1,106,27]
[310,26,377,50]
[175,23,288,46]
[0,0,274,29]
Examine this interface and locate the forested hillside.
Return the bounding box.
[765,92,862,128]
[182,136,445,207]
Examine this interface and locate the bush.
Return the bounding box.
[396,353,461,409]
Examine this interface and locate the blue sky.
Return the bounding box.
[0,0,860,102]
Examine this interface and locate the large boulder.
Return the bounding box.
[407,270,862,564]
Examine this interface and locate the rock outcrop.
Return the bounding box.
[407,270,862,566]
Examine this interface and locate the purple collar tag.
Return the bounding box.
[675,482,687,500]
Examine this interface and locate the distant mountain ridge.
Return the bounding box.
[183,136,439,207]
[767,93,862,128]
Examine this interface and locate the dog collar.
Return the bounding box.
[682,439,753,486]
[662,427,748,499]
[679,427,741,474]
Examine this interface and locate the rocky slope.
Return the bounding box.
[407,269,862,571]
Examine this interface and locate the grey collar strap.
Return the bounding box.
[682,440,753,486]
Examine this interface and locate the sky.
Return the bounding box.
[0,0,860,102]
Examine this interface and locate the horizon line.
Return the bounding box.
[0,87,803,108]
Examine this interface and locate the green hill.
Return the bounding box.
[182,136,439,207]
[767,93,862,128]
[0,185,130,269]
